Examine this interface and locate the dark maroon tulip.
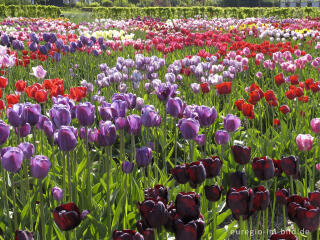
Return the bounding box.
[204,185,222,202]
[97,121,117,146]
[112,230,144,240]
[165,205,177,233]
[194,217,205,239]
[176,192,200,221]
[174,219,198,240]
[0,120,10,145]
[226,186,254,220]
[270,232,297,240]
[1,147,24,173]
[166,97,184,118]
[171,164,189,184]
[286,195,308,222]
[200,156,222,178]
[55,126,78,151]
[229,171,247,188]
[136,147,152,168]
[126,114,142,136]
[52,203,89,231]
[252,186,270,211]
[231,145,251,165]
[30,155,51,179]
[186,161,206,188]
[144,185,169,204]
[136,220,155,240]
[15,230,34,240]
[252,156,275,180]
[276,188,289,205]
[309,191,320,207]
[76,102,95,126]
[280,156,299,176]
[273,159,282,177]
[137,199,168,228]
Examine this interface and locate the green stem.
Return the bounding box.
[189,140,194,162]
[39,179,46,240]
[67,152,72,202]
[2,168,9,233]
[63,152,66,202]
[85,127,92,209]
[290,176,294,195]
[254,211,261,240]
[120,129,125,161]
[106,146,112,237]
[24,162,33,231]
[11,174,17,231]
[174,119,177,166]
[131,134,135,163]
[123,174,128,230]
[212,201,217,240]
[271,178,277,231]
[163,109,167,173]
[282,205,287,229]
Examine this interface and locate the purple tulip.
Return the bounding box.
[166,97,184,118]
[30,155,51,179]
[223,114,241,132]
[214,130,230,145]
[76,102,95,126]
[141,105,160,128]
[115,117,127,130]
[124,93,137,109]
[55,126,78,151]
[178,118,200,140]
[0,120,10,145]
[195,134,206,146]
[195,106,217,127]
[122,161,134,173]
[97,121,117,146]
[99,105,117,121]
[154,82,178,102]
[136,147,152,167]
[24,103,41,126]
[18,142,34,159]
[51,186,64,201]
[15,123,31,138]
[1,147,24,173]
[7,104,27,127]
[111,100,127,118]
[50,104,71,129]
[126,115,142,135]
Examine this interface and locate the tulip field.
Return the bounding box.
[1,14,320,240]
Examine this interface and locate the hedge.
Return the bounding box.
[92,7,320,19]
[0,5,61,18]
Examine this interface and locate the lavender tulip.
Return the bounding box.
[7,104,27,127]
[30,155,51,179]
[51,186,64,201]
[178,118,200,140]
[50,104,71,129]
[55,126,77,151]
[24,103,41,126]
[18,142,34,159]
[223,114,241,132]
[126,114,142,135]
[0,120,9,145]
[1,147,24,173]
[215,130,230,145]
[76,102,95,126]
[166,97,184,118]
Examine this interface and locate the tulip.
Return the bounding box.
[122,161,134,174]
[30,155,51,179]
[18,142,34,159]
[144,185,169,204]
[76,102,95,126]
[176,192,201,221]
[50,104,71,129]
[194,134,205,146]
[226,186,254,220]
[223,114,241,132]
[187,161,206,188]
[136,147,152,167]
[231,145,251,165]
[24,103,41,126]
[7,104,27,127]
[15,230,34,240]
[270,232,297,240]
[171,164,189,184]
[229,171,247,188]
[178,118,200,140]
[141,105,160,128]
[52,203,89,231]
[166,97,184,118]
[280,156,299,176]
[214,130,230,145]
[276,188,289,205]
[112,230,144,240]
[31,65,46,79]
[296,134,314,151]
[252,186,270,211]
[111,100,127,118]
[309,191,320,207]
[51,186,64,201]
[16,123,31,138]
[137,199,168,228]
[195,106,217,127]
[311,118,320,134]
[55,126,78,151]
[252,156,275,181]
[97,121,117,146]
[200,156,222,178]
[99,105,117,121]
[126,115,142,136]
[174,218,204,240]
[136,220,155,240]
[1,147,24,173]
[0,120,10,145]
[205,185,222,202]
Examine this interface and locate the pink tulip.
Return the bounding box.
[296,134,314,151]
[316,163,320,172]
[32,65,46,79]
[311,118,320,134]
